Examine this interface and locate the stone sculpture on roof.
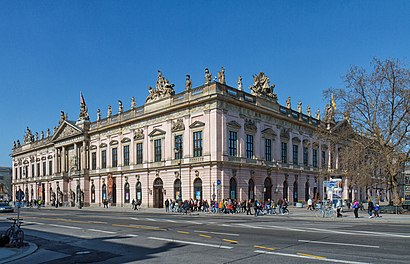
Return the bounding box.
[131,96,136,110]
[118,100,123,113]
[145,71,175,103]
[107,105,112,118]
[217,67,226,84]
[204,68,212,85]
[237,76,243,90]
[185,75,192,91]
[249,72,277,100]
[23,127,33,144]
[286,96,291,109]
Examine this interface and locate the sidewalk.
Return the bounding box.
[0,242,37,264]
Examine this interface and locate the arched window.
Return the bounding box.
[91,184,95,203]
[305,181,310,201]
[248,179,255,200]
[283,180,288,200]
[136,181,142,203]
[264,177,272,202]
[174,179,182,201]
[124,182,130,203]
[293,180,298,203]
[102,184,107,201]
[193,178,202,200]
[229,177,237,199]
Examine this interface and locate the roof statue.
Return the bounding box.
[145,71,175,103]
[78,92,89,122]
[307,105,311,117]
[249,72,277,100]
[204,68,212,85]
[97,109,101,121]
[107,105,112,118]
[118,100,123,113]
[237,76,243,90]
[46,128,50,138]
[286,96,291,109]
[131,96,136,110]
[59,111,66,124]
[217,67,226,84]
[40,131,44,140]
[316,109,320,120]
[35,132,39,141]
[23,126,34,144]
[185,74,192,91]
[298,101,302,113]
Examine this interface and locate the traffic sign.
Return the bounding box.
[217,180,221,185]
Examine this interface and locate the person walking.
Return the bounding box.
[336,199,343,217]
[132,199,136,210]
[307,198,313,211]
[246,200,252,215]
[352,200,359,218]
[165,199,170,212]
[368,199,374,218]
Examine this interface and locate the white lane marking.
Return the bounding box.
[254,250,371,264]
[220,224,232,227]
[184,220,202,225]
[298,240,380,248]
[126,234,139,237]
[165,219,177,223]
[194,230,240,237]
[131,217,140,221]
[146,218,158,222]
[49,224,82,230]
[25,221,45,225]
[88,221,108,224]
[235,223,410,238]
[148,237,233,249]
[87,229,116,234]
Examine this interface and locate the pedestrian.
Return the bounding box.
[373,204,381,218]
[368,199,374,217]
[307,198,313,211]
[336,199,343,217]
[352,200,359,218]
[165,199,170,212]
[132,199,136,210]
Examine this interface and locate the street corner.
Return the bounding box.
[0,242,38,264]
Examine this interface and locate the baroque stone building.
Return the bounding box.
[0,167,12,201]
[11,70,353,208]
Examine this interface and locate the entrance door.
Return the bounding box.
[153,178,164,208]
[112,183,117,205]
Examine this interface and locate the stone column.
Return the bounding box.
[61,146,66,173]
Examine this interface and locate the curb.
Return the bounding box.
[0,242,38,264]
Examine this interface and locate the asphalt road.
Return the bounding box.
[1,207,409,264]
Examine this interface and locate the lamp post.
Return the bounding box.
[77,170,82,209]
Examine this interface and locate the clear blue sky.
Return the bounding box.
[0,1,409,166]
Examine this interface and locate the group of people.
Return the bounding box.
[160,198,290,216]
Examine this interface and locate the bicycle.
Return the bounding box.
[6,217,24,247]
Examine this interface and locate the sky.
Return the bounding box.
[0,1,409,166]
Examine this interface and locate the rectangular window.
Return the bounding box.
[303,147,308,166]
[19,167,22,179]
[91,152,97,170]
[15,168,18,180]
[101,150,107,169]
[42,162,46,176]
[228,131,237,157]
[193,131,203,157]
[174,135,183,160]
[136,143,143,164]
[292,144,298,165]
[154,139,162,162]
[49,160,52,175]
[246,134,254,159]
[112,147,118,167]
[313,149,318,168]
[123,145,130,166]
[281,142,288,163]
[37,163,40,176]
[31,164,34,178]
[321,150,326,168]
[265,139,272,161]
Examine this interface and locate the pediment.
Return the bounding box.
[52,121,83,142]
[189,121,205,129]
[227,121,241,129]
[149,128,166,137]
[262,128,276,137]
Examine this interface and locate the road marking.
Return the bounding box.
[298,240,380,248]
[297,252,326,259]
[146,218,157,222]
[49,224,82,230]
[222,239,238,244]
[131,217,140,221]
[165,219,177,223]
[254,245,276,251]
[148,237,233,249]
[194,230,240,237]
[184,220,202,225]
[88,221,108,224]
[25,221,45,225]
[199,234,212,238]
[220,224,232,227]
[87,229,116,234]
[126,234,139,237]
[254,250,371,264]
[177,231,190,234]
[112,224,165,231]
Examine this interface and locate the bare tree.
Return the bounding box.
[324,58,410,205]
